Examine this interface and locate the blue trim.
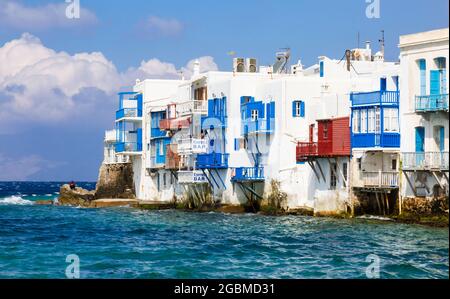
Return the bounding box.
[319,61,324,77]
[231,167,264,181]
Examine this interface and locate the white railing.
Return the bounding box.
[176,138,208,154]
[177,100,208,116]
[104,155,130,165]
[104,130,116,142]
[402,152,449,170]
[177,170,208,184]
[362,171,399,188]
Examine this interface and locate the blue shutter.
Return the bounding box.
[441,69,447,94]
[419,60,426,95]
[234,138,239,151]
[415,127,425,152]
[440,127,445,152]
[270,101,275,117]
[292,101,297,117]
[430,70,441,95]
[319,61,324,77]
[300,101,305,117]
[136,94,143,117]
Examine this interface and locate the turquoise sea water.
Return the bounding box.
[0,182,448,279]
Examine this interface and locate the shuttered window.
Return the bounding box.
[292,101,305,117]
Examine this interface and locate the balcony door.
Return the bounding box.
[415,127,425,166]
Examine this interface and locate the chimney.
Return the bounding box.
[193,59,200,77]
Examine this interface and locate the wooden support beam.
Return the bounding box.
[308,160,321,182]
[402,171,417,197]
[333,157,348,187]
[241,183,263,200]
[431,171,445,190]
[316,159,326,182]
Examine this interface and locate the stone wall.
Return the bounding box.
[95,163,135,199]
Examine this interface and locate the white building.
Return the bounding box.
[109,42,401,215]
[399,28,449,199]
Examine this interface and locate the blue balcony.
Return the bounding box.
[115,142,142,153]
[196,153,229,169]
[351,91,399,107]
[415,94,449,112]
[151,127,167,139]
[352,133,400,148]
[116,108,142,120]
[241,118,275,135]
[231,167,265,182]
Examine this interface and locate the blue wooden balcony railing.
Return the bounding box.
[351,91,399,106]
[116,108,142,120]
[241,118,275,135]
[402,152,449,170]
[115,142,142,153]
[151,127,167,139]
[415,94,449,112]
[351,132,400,148]
[196,153,229,169]
[231,167,265,181]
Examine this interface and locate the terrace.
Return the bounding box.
[402,152,449,171]
[231,167,265,182]
[415,94,449,112]
[196,153,229,169]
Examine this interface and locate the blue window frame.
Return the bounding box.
[419,59,426,96]
[319,61,324,77]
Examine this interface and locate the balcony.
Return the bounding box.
[116,108,142,121]
[231,167,265,182]
[104,155,130,165]
[177,170,208,184]
[241,118,275,135]
[362,171,399,188]
[150,127,167,139]
[115,142,142,154]
[165,145,181,170]
[196,153,229,169]
[415,94,449,112]
[104,130,116,143]
[351,91,399,107]
[177,100,208,116]
[146,155,165,169]
[352,133,400,148]
[402,152,449,171]
[159,117,191,131]
[296,141,333,161]
[176,138,208,155]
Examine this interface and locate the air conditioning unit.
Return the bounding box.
[233,58,245,73]
[246,58,257,73]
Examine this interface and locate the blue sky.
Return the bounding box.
[0,0,448,181]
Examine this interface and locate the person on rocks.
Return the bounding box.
[69,181,76,190]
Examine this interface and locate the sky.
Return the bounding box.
[0,0,448,181]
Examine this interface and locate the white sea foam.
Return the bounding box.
[356,215,393,221]
[0,196,34,205]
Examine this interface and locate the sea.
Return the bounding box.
[0,181,448,279]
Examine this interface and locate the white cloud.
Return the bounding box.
[0,33,218,129]
[0,0,98,31]
[140,16,184,38]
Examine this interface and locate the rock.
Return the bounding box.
[58,184,96,207]
[94,163,136,199]
[35,200,54,206]
[92,198,138,208]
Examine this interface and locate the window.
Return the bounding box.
[368,109,375,133]
[159,140,164,156]
[435,57,447,94]
[323,123,329,139]
[418,59,427,96]
[251,109,259,121]
[383,108,399,132]
[361,109,367,133]
[319,61,324,77]
[352,110,360,133]
[292,101,305,117]
[357,158,362,170]
[330,163,337,190]
[343,162,348,187]
[163,173,167,187]
[375,108,381,133]
[391,159,397,171]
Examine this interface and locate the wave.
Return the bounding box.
[356,215,393,221]
[0,196,34,205]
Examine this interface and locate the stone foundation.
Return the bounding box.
[95,163,135,199]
